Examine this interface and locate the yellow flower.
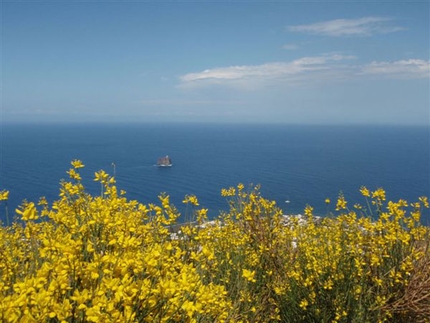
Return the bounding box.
[94,170,109,182]
[71,159,85,168]
[304,205,313,217]
[360,186,370,197]
[38,196,48,206]
[242,269,256,282]
[67,168,82,181]
[299,298,309,309]
[196,208,208,223]
[0,190,9,201]
[16,202,38,221]
[419,196,429,208]
[372,188,386,201]
[325,198,331,204]
[335,194,347,211]
[182,195,199,206]
[159,194,170,208]
[221,187,236,197]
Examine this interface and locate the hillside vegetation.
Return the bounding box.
[0,160,429,323]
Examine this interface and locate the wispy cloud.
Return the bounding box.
[179,56,429,90]
[361,59,430,78]
[180,54,355,87]
[288,17,404,37]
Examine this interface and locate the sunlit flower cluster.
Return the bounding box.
[0,161,429,322]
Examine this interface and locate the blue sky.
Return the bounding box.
[2,1,429,124]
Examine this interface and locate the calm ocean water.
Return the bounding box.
[1,123,429,224]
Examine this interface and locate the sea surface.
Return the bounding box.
[1,123,429,224]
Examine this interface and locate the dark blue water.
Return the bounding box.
[1,123,429,224]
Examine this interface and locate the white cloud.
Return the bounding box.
[180,54,355,86]
[179,56,429,90]
[288,17,404,37]
[361,59,430,78]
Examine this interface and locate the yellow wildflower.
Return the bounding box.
[336,194,347,211]
[94,170,109,182]
[0,190,9,201]
[419,196,429,208]
[16,202,38,221]
[242,269,256,283]
[304,205,313,217]
[38,196,48,206]
[71,159,85,168]
[221,187,236,197]
[299,298,309,309]
[182,194,199,206]
[67,168,82,181]
[196,208,208,223]
[360,186,370,197]
[372,188,386,201]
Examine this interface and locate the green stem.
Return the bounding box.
[5,202,9,226]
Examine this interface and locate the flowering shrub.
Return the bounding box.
[0,161,429,322]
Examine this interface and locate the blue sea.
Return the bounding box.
[1,123,429,224]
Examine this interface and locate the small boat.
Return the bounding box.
[157,155,172,167]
